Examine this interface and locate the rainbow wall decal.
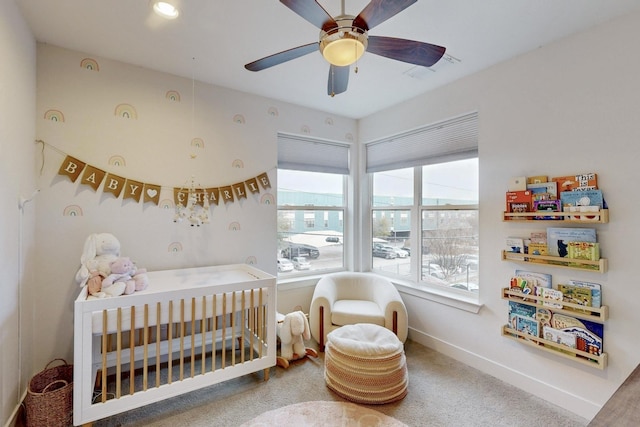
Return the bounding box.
[63,205,83,216]
[80,58,99,71]
[301,125,311,134]
[231,159,244,168]
[191,138,204,149]
[345,133,354,142]
[44,109,65,122]
[233,114,245,124]
[114,103,138,119]
[166,90,181,102]
[108,155,126,166]
[228,221,241,231]
[267,106,279,117]
[245,256,257,265]
[260,193,275,205]
[168,242,183,252]
[160,199,175,209]
[325,117,334,125]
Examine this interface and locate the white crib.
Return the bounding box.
[73,264,276,426]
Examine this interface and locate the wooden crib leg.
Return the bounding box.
[263,367,270,381]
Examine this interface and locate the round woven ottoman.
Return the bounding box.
[324,323,408,404]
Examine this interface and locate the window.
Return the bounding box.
[277,134,349,277]
[367,113,479,293]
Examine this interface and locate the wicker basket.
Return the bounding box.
[25,359,73,427]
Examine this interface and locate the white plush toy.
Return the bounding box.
[75,233,121,287]
[276,311,317,368]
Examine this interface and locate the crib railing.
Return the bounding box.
[74,265,276,426]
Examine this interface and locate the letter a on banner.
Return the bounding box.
[81,165,106,191]
[58,155,86,183]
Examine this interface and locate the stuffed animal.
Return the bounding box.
[276,311,317,368]
[101,257,136,296]
[86,270,105,297]
[75,233,121,287]
[132,267,149,292]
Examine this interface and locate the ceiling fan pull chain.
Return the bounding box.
[330,67,336,97]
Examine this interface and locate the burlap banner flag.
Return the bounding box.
[206,188,220,206]
[103,173,126,198]
[123,179,144,202]
[81,165,106,191]
[219,186,234,204]
[143,183,161,205]
[232,182,248,200]
[245,177,261,194]
[58,155,86,183]
[257,172,271,189]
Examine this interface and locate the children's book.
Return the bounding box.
[551,314,604,356]
[506,191,532,217]
[527,175,548,184]
[557,284,593,312]
[543,326,577,348]
[514,270,552,289]
[560,190,604,209]
[506,237,524,254]
[515,315,540,339]
[533,200,562,220]
[546,227,596,257]
[568,280,602,308]
[527,182,558,200]
[552,173,598,191]
[530,232,547,244]
[567,241,600,261]
[536,287,563,308]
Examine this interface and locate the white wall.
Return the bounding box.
[33,44,357,371]
[359,11,640,419]
[0,0,37,423]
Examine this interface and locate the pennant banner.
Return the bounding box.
[56,152,272,209]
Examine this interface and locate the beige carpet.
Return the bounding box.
[239,401,407,427]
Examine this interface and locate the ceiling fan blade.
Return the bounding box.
[367,36,446,67]
[353,0,417,31]
[327,65,349,96]
[280,0,338,31]
[245,43,318,71]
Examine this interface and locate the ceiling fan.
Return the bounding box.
[244,0,446,97]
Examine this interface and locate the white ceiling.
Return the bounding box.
[17,0,640,119]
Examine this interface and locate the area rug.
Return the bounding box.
[239,401,407,427]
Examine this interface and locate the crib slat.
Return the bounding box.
[143,304,149,391]
[156,302,161,388]
[201,297,206,373]
[179,299,185,381]
[116,308,122,398]
[231,292,236,367]
[191,298,196,378]
[211,294,217,372]
[168,300,173,384]
[130,306,135,395]
[221,295,227,369]
[102,310,108,403]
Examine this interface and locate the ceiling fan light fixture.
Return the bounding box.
[152,1,180,19]
[320,23,368,67]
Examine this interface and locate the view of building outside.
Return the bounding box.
[277,169,345,276]
[371,159,479,291]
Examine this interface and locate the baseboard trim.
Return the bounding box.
[3,390,26,427]
[407,327,599,420]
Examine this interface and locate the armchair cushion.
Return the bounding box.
[309,272,408,351]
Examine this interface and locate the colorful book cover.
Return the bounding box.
[546,227,596,257]
[550,315,604,356]
[567,241,600,260]
[514,270,552,289]
[527,182,558,200]
[533,200,562,220]
[530,231,547,244]
[506,237,524,253]
[543,326,577,348]
[515,315,540,339]
[552,173,598,191]
[527,175,548,184]
[506,191,532,214]
[536,287,563,308]
[568,280,601,308]
[560,190,604,209]
[557,284,592,312]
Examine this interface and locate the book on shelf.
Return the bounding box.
[506,237,525,254]
[508,301,539,339]
[527,182,558,201]
[508,176,527,191]
[567,241,600,261]
[515,315,540,339]
[514,270,552,289]
[536,287,563,308]
[546,227,596,257]
[550,313,603,356]
[560,190,604,209]
[527,175,548,184]
[533,200,562,220]
[506,190,532,217]
[552,173,598,191]
[543,326,577,348]
[568,280,601,308]
[530,231,547,244]
[557,284,593,313]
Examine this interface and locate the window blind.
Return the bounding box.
[365,112,478,173]
[278,133,350,175]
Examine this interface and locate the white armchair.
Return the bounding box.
[309,272,408,351]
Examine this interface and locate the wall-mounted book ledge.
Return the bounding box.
[501,250,607,273]
[502,209,608,223]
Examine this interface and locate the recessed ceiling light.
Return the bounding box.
[152,1,180,19]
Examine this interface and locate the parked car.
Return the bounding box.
[291,256,311,270]
[422,263,445,279]
[400,246,411,256]
[325,236,340,243]
[282,243,320,259]
[373,246,397,259]
[277,258,294,272]
[391,247,409,258]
